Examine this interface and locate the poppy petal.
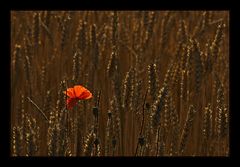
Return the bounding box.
[67,98,78,110]
[64,88,75,98]
[73,85,84,98]
[79,90,92,99]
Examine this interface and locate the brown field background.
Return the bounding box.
[11,11,229,156]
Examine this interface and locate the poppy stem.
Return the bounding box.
[27,97,49,122]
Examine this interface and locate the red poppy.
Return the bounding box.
[63,85,92,110]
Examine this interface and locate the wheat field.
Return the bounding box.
[11,11,229,156]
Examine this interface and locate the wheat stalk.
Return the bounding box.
[179,105,197,155]
[148,63,158,102]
